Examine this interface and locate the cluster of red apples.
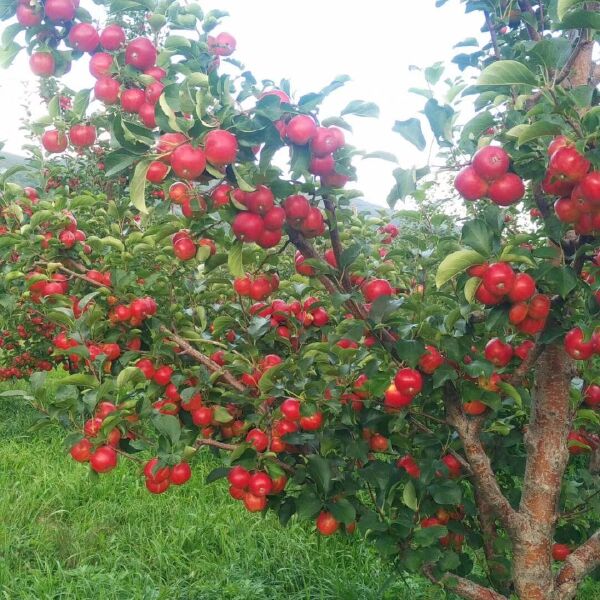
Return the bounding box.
[454,146,525,206]
[233,273,280,302]
[543,137,600,234]
[227,465,287,513]
[470,262,550,335]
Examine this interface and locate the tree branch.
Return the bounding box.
[554,530,600,600]
[517,0,541,41]
[484,11,501,60]
[159,326,246,392]
[423,565,508,600]
[444,384,520,534]
[506,343,545,387]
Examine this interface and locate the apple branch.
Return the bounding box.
[554,530,600,600]
[517,1,541,41]
[443,384,520,534]
[484,11,501,60]
[423,565,508,600]
[506,342,545,386]
[159,326,246,392]
[194,438,295,474]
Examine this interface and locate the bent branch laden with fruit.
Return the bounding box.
[0,1,599,599]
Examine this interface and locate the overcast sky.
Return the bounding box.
[0,1,483,206]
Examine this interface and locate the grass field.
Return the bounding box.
[0,379,597,600]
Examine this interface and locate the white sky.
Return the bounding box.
[0,1,483,206]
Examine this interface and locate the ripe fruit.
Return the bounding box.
[472,146,510,181]
[170,144,206,179]
[384,383,412,410]
[567,431,591,455]
[153,365,173,386]
[146,161,169,183]
[396,454,420,478]
[316,511,339,535]
[204,129,238,165]
[394,368,423,397]
[554,197,580,223]
[125,38,157,70]
[44,0,76,22]
[564,327,594,361]
[418,346,444,374]
[245,185,275,216]
[488,173,525,206]
[120,88,146,113]
[100,24,126,50]
[442,454,462,478]
[549,147,590,183]
[248,472,273,496]
[552,543,571,561]
[281,398,301,421]
[89,53,113,79]
[209,32,237,56]
[68,23,100,53]
[232,212,264,243]
[299,411,323,431]
[527,294,551,320]
[454,166,487,201]
[16,5,42,27]
[283,194,310,227]
[191,406,213,426]
[583,384,600,408]
[70,438,92,462]
[463,401,487,416]
[286,115,317,145]
[484,338,513,367]
[170,463,192,485]
[68,125,96,148]
[173,236,196,260]
[509,302,528,325]
[508,273,536,302]
[94,77,120,104]
[41,130,68,153]
[228,465,251,489]
[29,52,55,77]
[580,172,600,205]
[243,491,267,512]
[482,262,515,296]
[369,433,389,452]
[144,458,171,483]
[311,127,344,157]
[90,446,118,473]
[246,428,269,452]
[362,279,394,302]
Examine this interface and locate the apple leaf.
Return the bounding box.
[477,60,538,87]
[436,249,486,289]
[392,118,427,151]
[130,159,152,214]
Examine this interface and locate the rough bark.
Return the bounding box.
[554,530,600,600]
[512,344,574,599]
[423,565,508,600]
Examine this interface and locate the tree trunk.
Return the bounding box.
[512,344,574,599]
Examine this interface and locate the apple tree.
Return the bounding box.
[0,0,599,598]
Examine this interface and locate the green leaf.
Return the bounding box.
[414,525,447,547]
[231,164,255,192]
[423,99,454,144]
[116,366,144,389]
[60,374,99,388]
[329,498,356,525]
[430,480,462,505]
[558,9,600,30]
[206,466,229,483]
[403,481,418,511]
[544,266,579,299]
[152,414,181,444]
[341,100,379,118]
[227,240,243,277]
[72,89,91,119]
[213,405,234,424]
[0,42,21,69]
[464,277,481,303]
[362,151,398,163]
[130,159,151,214]
[424,62,444,86]
[557,0,585,20]
[515,121,563,146]
[477,60,538,87]
[392,118,426,151]
[164,35,192,49]
[394,340,426,368]
[461,219,493,256]
[436,249,486,288]
[387,167,417,209]
[307,455,332,495]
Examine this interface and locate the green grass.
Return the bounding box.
[0,380,597,600]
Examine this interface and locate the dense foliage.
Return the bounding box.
[0,1,598,598]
